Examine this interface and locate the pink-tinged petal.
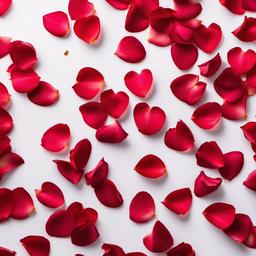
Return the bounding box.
[73,67,105,100]
[94,179,123,208]
[79,102,107,129]
[232,16,256,42]
[171,43,198,70]
[170,74,206,105]
[68,0,95,20]
[41,123,70,152]
[246,66,256,96]
[134,154,166,179]
[224,214,252,243]
[0,136,11,157]
[162,188,192,215]
[74,15,100,44]
[174,0,202,20]
[244,226,256,248]
[35,181,64,208]
[192,102,222,130]
[219,151,244,181]
[219,0,245,14]
[133,102,166,135]
[0,247,16,255]
[100,89,129,119]
[0,83,10,107]
[0,188,13,222]
[0,0,12,16]
[95,121,128,143]
[203,202,236,229]
[0,152,24,175]
[9,41,37,70]
[196,141,224,169]
[0,37,11,58]
[241,121,256,144]
[115,36,146,63]
[194,23,222,53]
[194,171,222,197]
[11,187,34,219]
[20,235,50,256]
[46,210,75,237]
[143,220,174,253]
[28,81,59,106]
[198,53,222,77]
[129,191,155,223]
[0,107,13,136]
[164,120,195,152]
[148,26,172,47]
[167,242,195,256]
[124,69,153,98]
[242,0,256,11]
[243,170,256,191]
[102,243,126,256]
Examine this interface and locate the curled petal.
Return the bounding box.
[143,220,174,253]
[0,0,12,16]
[243,170,256,191]
[198,53,222,77]
[129,191,155,223]
[219,0,245,14]
[0,107,13,136]
[241,121,256,144]
[174,0,202,20]
[102,243,125,256]
[0,152,24,176]
[35,181,64,208]
[167,242,195,256]
[244,226,256,248]
[133,102,166,135]
[0,36,11,58]
[41,123,70,152]
[68,0,95,20]
[115,36,146,63]
[0,136,11,157]
[0,188,13,222]
[243,0,256,11]
[0,247,15,255]
[134,154,167,179]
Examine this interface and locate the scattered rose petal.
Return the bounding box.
[148,26,172,47]
[102,243,126,256]
[174,0,202,20]
[198,53,222,77]
[0,0,12,16]
[242,0,256,11]
[0,107,13,136]
[0,152,24,176]
[0,188,13,222]
[0,136,11,156]
[244,226,256,248]
[219,0,245,14]
[246,66,256,96]
[0,36,11,58]
[68,0,95,20]
[243,170,256,191]
[241,121,256,144]
[0,247,16,256]
[167,242,195,256]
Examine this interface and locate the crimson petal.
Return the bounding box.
[0,136,11,156]
[244,226,256,248]
[167,242,195,256]
[0,0,12,16]
[102,243,125,256]
[0,247,15,255]
[246,66,256,96]
[241,121,256,144]
[0,152,24,176]
[174,0,202,20]
[198,53,222,77]
[0,107,13,136]
[68,0,95,20]
[243,170,256,191]
[0,37,11,58]
[0,188,13,222]
[219,0,245,14]
[243,0,256,11]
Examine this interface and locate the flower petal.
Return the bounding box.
[244,226,256,248]
[0,0,12,16]
[166,242,195,256]
[241,121,256,144]
[243,170,256,191]
[0,36,11,58]
[126,253,147,256]
[242,0,256,11]
[0,247,16,255]
[0,107,13,136]
[246,66,256,96]
[174,0,202,20]
[0,152,24,176]
[219,0,245,14]
[0,188,13,222]
[102,243,126,256]
[0,136,11,156]
[198,53,222,77]
[68,0,95,20]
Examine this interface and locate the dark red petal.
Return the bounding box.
[194,23,222,53]
[195,141,224,169]
[0,152,24,176]
[164,120,195,152]
[170,74,206,105]
[174,0,202,20]
[133,102,166,135]
[171,43,198,70]
[0,188,13,222]
[162,188,192,215]
[102,243,126,256]
[11,187,34,219]
[74,15,101,44]
[124,69,153,98]
[95,121,128,143]
[167,242,195,256]
[143,220,173,253]
[95,179,123,208]
[224,214,252,243]
[219,151,244,181]
[41,123,70,152]
[0,107,13,136]
[115,36,146,63]
[192,102,222,130]
[0,83,10,107]
[0,136,11,156]
[28,81,59,106]
[0,247,16,255]
[35,181,64,208]
[219,0,245,14]
[0,0,12,16]
[0,37,11,58]
[73,67,105,100]
[100,89,129,119]
[134,154,167,179]
[244,226,256,248]
[198,53,222,77]
[241,121,256,144]
[194,171,222,197]
[20,235,50,256]
[79,102,107,129]
[129,191,155,223]
[246,66,256,96]
[203,202,236,229]
[68,0,95,20]
[242,0,256,11]
[243,170,256,191]
[46,210,75,237]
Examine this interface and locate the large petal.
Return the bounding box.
[0,107,13,136]
[198,53,222,77]
[0,188,13,222]
[68,0,95,20]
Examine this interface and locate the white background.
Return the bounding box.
[0,0,256,255]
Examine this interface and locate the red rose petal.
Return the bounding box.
[0,0,12,16]
[162,188,192,215]
[35,181,64,208]
[164,120,195,152]
[106,0,131,10]
[115,36,146,63]
[0,107,13,136]
[100,89,129,119]
[0,136,11,156]
[241,121,256,144]
[102,243,125,256]
[174,0,202,20]
[20,235,50,256]
[246,66,256,96]
[41,123,70,152]
[198,53,222,77]
[244,226,256,248]
[194,171,222,197]
[0,83,10,107]
[219,0,245,14]
[0,152,24,176]
[94,179,123,208]
[192,102,222,130]
[95,121,128,143]
[203,202,236,229]
[0,37,11,58]
[134,154,167,179]
[167,242,195,256]
[143,220,174,253]
[11,187,34,219]
[219,151,244,181]
[196,141,224,169]
[129,191,155,223]
[243,170,256,191]
[73,67,105,100]
[243,0,256,11]
[0,188,13,222]
[46,210,75,237]
[74,15,101,44]
[126,253,147,256]
[171,43,198,70]
[194,23,222,53]
[68,0,95,20]
[133,102,166,135]
[0,247,16,255]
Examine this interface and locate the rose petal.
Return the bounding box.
[243,170,256,191]
[102,243,125,256]
[242,0,256,11]
[68,0,95,20]
[219,0,245,14]
[0,247,16,256]
[126,253,147,256]
[244,226,256,248]
[0,107,13,136]
[0,0,12,16]
[0,188,13,222]
[174,0,202,20]
[241,121,256,144]
[41,123,70,152]
[0,152,24,176]
[133,102,166,135]
[166,242,195,256]
[0,37,11,58]
[0,136,11,156]
[115,36,146,63]
[246,66,256,96]
[0,83,10,108]
[198,53,222,77]
[143,220,174,253]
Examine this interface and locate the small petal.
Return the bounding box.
[0,152,24,176]
[167,242,195,256]
[0,36,11,58]
[241,121,256,144]
[0,247,16,255]
[0,0,12,16]
[219,0,245,14]
[0,188,13,222]
[0,107,13,136]
[0,83,10,107]
[243,170,256,191]
[198,53,222,77]
[174,0,202,20]
[102,243,126,256]
[68,0,95,20]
